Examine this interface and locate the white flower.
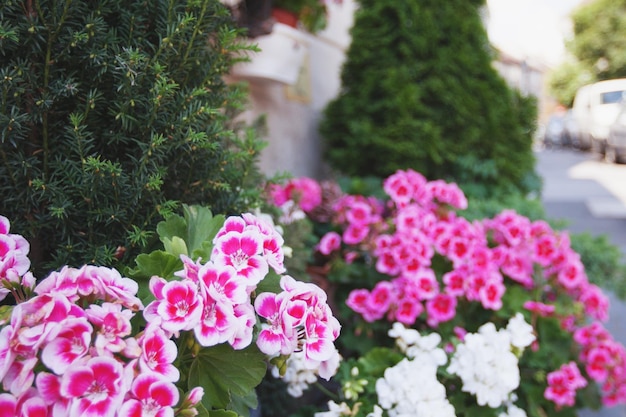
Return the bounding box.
[506,313,536,349]
[499,403,528,417]
[314,401,353,417]
[271,351,318,397]
[375,357,455,417]
[389,322,447,366]
[448,322,524,408]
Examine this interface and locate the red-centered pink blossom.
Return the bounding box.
[0,393,16,417]
[394,297,423,325]
[407,268,439,301]
[586,345,613,382]
[479,279,505,310]
[212,230,268,287]
[41,317,92,375]
[557,255,587,290]
[366,281,395,314]
[118,373,179,417]
[198,263,247,305]
[383,174,412,207]
[346,289,370,316]
[442,268,466,297]
[499,247,534,287]
[532,234,558,267]
[545,367,577,407]
[138,325,179,382]
[345,201,374,226]
[86,303,134,355]
[60,356,124,417]
[574,322,611,349]
[318,231,341,256]
[149,277,203,333]
[425,293,457,327]
[375,250,400,276]
[578,283,610,322]
[342,224,369,245]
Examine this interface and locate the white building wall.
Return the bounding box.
[228,1,357,179]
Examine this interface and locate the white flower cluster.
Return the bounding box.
[447,313,536,408]
[271,351,322,397]
[375,323,455,417]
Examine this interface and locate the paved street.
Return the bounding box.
[536,147,626,417]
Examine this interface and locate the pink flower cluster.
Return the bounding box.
[255,275,341,379]
[276,169,625,409]
[144,213,340,374]
[269,177,323,213]
[0,212,341,416]
[0,263,201,417]
[0,215,34,303]
[544,362,587,407]
[573,322,626,405]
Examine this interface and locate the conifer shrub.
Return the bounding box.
[320,0,539,198]
[0,0,264,274]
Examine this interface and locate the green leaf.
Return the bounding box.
[357,347,403,377]
[188,343,267,412]
[228,389,258,417]
[156,205,225,261]
[132,250,182,279]
[163,236,189,257]
[183,205,225,256]
[255,269,282,295]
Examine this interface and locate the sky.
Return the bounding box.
[486,0,586,67]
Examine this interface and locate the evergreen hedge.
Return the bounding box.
[320,0,539,198]
[0,0,264,274]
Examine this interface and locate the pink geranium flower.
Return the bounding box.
[60,356,125,417]
[318,232,341,256]
[138,325,180,382]
[41,317,93,375]
[146,277,203,334]
[212,230,268,287]
[119,373,179,417]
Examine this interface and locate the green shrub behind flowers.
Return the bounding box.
[267,170,626,417]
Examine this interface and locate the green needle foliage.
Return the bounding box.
[0,0,265,275]
[320,0,539,199]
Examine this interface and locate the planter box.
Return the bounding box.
[231,23,309,85]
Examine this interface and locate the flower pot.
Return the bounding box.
[230,23,309,85]
[271,7,299,28]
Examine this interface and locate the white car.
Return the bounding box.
[571,78,626,154]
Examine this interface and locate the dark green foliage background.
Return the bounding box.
[0,0,264,274]
[320,0,539,198]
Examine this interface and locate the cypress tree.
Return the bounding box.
[320,0,539,198]
[0,0,264,274]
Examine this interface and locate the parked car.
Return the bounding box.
[561,109,579,148]
[543,113,566,148]
[571,78,626,154]
[606,101,626,163]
